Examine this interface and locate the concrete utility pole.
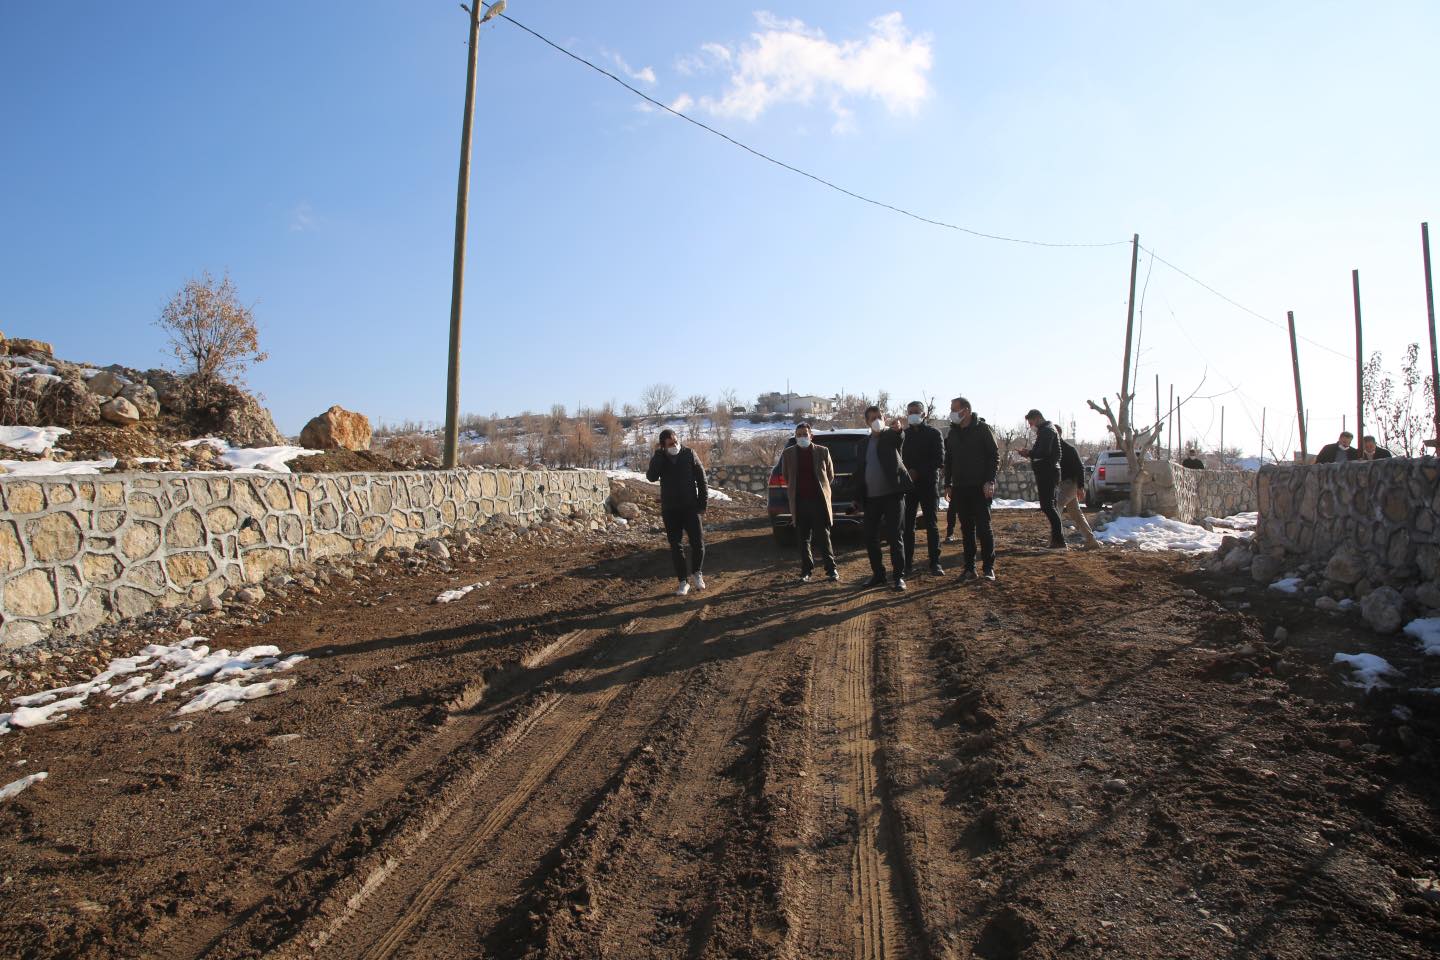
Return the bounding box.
[442,0,488,468]
[1288,311,1308,461]
[1120,235,1140,432]
[1353,269,1364,449]
[1422,222,1438,443]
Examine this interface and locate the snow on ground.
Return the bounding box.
[0,355,58,381]
[0,772,47,803]
[0,458,117,476]
[435,581,491,603]
[1333,653,1400,690]
[1093,515,1226,554]
[1403,618,1440,656]
[0,425,69,454]
[1207,511,1258,532]
[993,498,1040,510]
[605,469,733,501]
[0,638,306,737]
[181,438,322,473]
[1268,577,1304,594]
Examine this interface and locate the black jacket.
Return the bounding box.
[902,422,944,494]
[1059,439,1085,485]
[646,446,708,511]
[851,429,912,503]
[1029,420,1061,475]
[1366,446,1394,460]
[944,415,999,488]
[1315,442,1357,464]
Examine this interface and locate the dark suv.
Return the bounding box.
[767,429,868,545]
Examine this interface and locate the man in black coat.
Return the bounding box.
[901,400,945,577]
[942,396,1000,580]
[1361,435,1393,460]
[1315,431,1356,464]
[852,405,913,591]
[646,428,708,596]
[1019,408,1065,548]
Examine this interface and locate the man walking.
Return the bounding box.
[1315,431,1357,464]
[1019,408,1065,549]
[646,428,708,596]
[853,406,911,591]
[902,400,945,577]
[1057,426,1100,549]
[781,422,839,582]
[942,397,999,580]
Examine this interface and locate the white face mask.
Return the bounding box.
[664,444,680,456]
[949,411,964,424]
[907,413,923,426]
[796,436,812,448]
[869,418,885,433]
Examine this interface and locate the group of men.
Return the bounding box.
[645,399,1098,597]
[1315,430,1393,463]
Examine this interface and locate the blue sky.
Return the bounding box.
[3,2,1437,453]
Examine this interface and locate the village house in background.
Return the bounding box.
[755,392,837,417]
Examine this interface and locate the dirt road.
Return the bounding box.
[2,502,1438,959]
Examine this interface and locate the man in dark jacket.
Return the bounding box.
[942,396,999,580]
[1057,427,1099,549]
[1315,431,1356,464]
[1361,435,1393,460]
[901,400,945,577]
[1019,408,1065,548]
[852,405,912,591]
[646,428,708,596]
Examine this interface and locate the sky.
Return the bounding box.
[2,1,1438,454]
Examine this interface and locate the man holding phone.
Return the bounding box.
[943,397,1000,580]
[852,406,913,591]
[646,428,708,596]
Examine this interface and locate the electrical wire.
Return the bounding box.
[481,3,1129,250]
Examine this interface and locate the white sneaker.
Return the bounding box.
[690,573,706,592]
[676,580,691,597]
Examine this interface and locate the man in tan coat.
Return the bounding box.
[781,422,839,582]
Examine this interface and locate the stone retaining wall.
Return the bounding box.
[709,463,1039,501]
[1255,458,1439,583]
[0,468,608,649]
[1137,461,1257,523]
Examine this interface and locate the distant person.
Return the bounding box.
[1018,409,1065,549]
[781,422,839,583]
[646,428,707,596]
[1361,435,1393,460]
[1315,431,1356,464]
[853,406,912,591]
[942,396,999,580]
[901,400,945,577]
[1056,426,1100,550]
[1181,447,1205,469]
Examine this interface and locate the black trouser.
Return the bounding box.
[946,498,958,537]
[862,492,906,579]
[952,485,995,569]
[662,506,704,580]
[794,498,836,577]
[904,487,941,570]
[1034,467,1063,542]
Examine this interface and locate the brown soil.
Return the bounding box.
[288,448,407,473]
[1,506,1437,959]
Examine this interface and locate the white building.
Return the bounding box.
[756,392,836,416]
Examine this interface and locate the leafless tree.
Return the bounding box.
[156,271,267,386]
[1364,343,1434,456]
[1089,374,1207,513]
[641,383,677,416]
[680,394,710,417]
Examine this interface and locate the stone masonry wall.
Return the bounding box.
[1255,458,1440,583]
[1137,461,1257,523]
[0,468,608,649]
[709,463,1038,501]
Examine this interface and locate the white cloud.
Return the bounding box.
[669,93,695,114]
[289,202,315,233]
[672,11,933,130]
[606,50,656,86]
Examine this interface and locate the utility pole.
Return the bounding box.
[1120,234,1140,435]
[1423,222,1438,443]
[1353,269,1364,449]
[442,0,485,469]
[1220,406,1225,467]
[1259,407,1266,466]
[1167,384,1174,459]
[1154,373,1160,429]
[1287,310,1307,461]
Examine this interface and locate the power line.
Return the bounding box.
[483,3,1129,250]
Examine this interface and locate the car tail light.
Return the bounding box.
[769,472,786,488]
[1098,466,1107,480]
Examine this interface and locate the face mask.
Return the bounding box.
[796,436,812,448]
[869,419,885,433]
[664,444,680,456]
[907,414,923,426]
[949,411,964,424]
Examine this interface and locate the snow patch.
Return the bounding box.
[1094,515,1225,554]
[0,425,69,454]
[992,498,1040,510]
[435,581,491,603]
[1206,511,1258,531]
[0,458,117,476]
[1268,577,1303,594]
[1403,618,1440,656]
[0,772,47,802]
[605,469,733,501]
[1332,653,1399,690]
[181,437,322,473]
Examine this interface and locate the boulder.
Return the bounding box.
[85,370,128,398]
[1325,549,1366,585]
[219,391,285,447]
[36,378,101,427]
[1360,585,1405,634]
[119,382,161,419]
[1416,581,1440,612]
[101,396,141,426]
[616,501,642,520]
[418,538,450,560]
[1250,553,1282,584]
[5,337,53,357]
[299,405,372,451]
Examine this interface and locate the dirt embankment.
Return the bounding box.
[0,504,1436,959]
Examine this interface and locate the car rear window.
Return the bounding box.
[816,435,862,473]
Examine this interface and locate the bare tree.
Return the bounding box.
[156,271,267,386]
[680,394,710,417]
[597,403,623,466]
[1089,376,1207,514]
[1364,343,1434,456]
[641,383,677,416]
[710,395,735,463]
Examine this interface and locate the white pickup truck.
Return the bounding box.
[1085,450,1131,507]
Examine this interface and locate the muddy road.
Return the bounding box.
[2,503,1438,959]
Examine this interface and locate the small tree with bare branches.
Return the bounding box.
[640,383,676,417]
[156,271,267,386]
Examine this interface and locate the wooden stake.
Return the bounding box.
[1353,269,1364,446]
[1423,222,1438,443]
[1287,310,1307,461]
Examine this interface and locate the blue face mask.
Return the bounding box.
[797,436,812,448]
